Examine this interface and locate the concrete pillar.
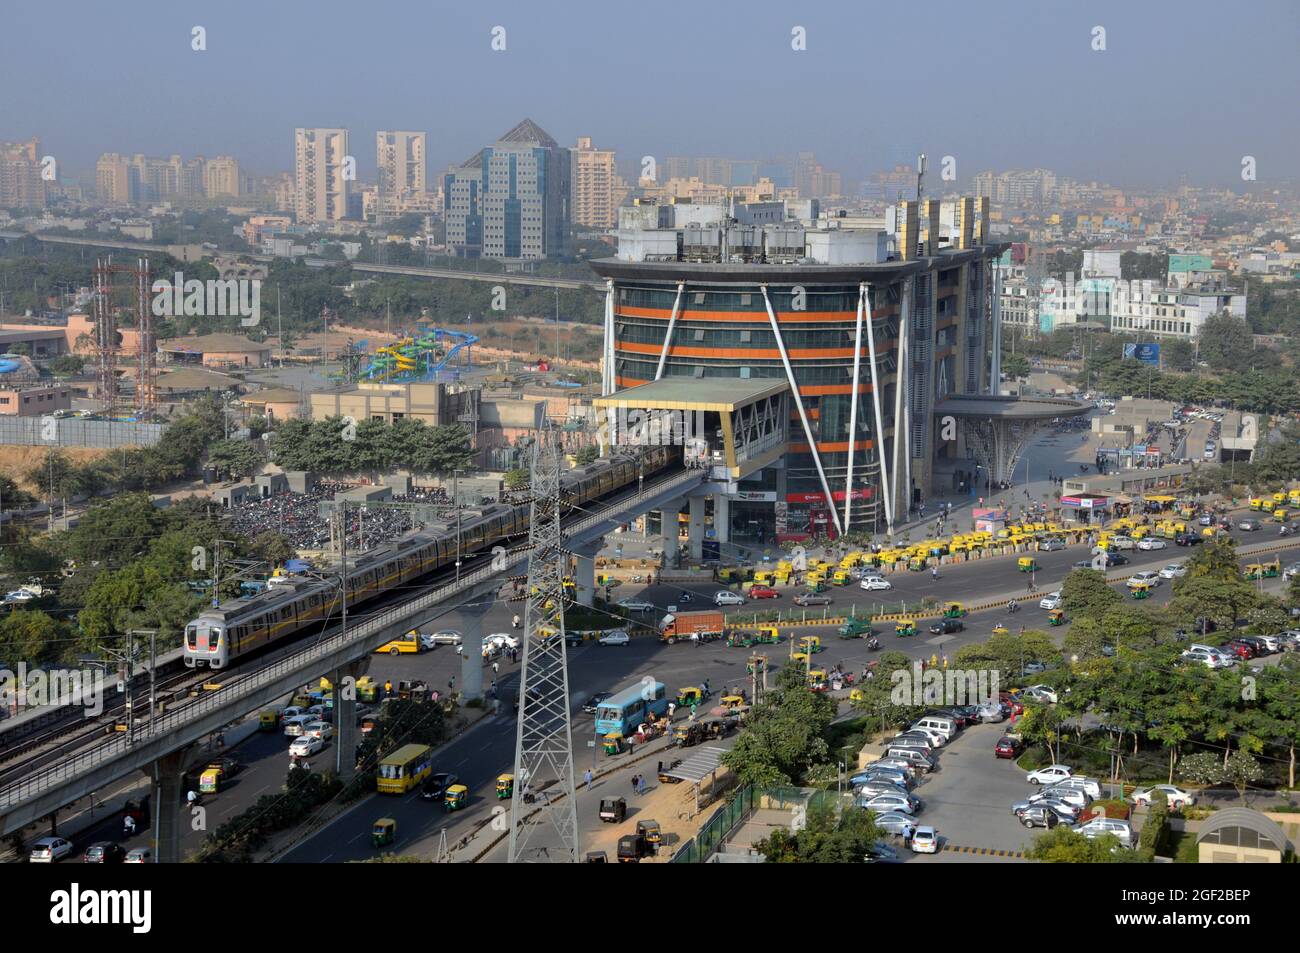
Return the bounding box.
[689,494,706,561]
[714,492,731,545]
[660,500,682,567]
[331,658,368,782]
[459,598,492,702]
[572,540,602,607]
[152,747,189,864]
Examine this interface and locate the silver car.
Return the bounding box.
[853,780,910,800]
[870,811,917,838]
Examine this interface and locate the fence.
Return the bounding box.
[0,416,164,448]
[672,785,756,863]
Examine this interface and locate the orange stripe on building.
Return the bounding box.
[617,305,868,324]
[790,440,875,453]
[618,342,860,360]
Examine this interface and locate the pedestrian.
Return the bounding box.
[490,679,498,698]
[929,653,938,669]
[512,614,521,629]
[631,774,640,796]
[931,566,939,582]
[448,675,456,692]
[123,815,136,836]
[689,703,697,722]
[584,768,593,791]
[667,701,676,720]
[941,655,949,670]
[637,774,647,796]
[492,661,500,675]
[384,679,393,698]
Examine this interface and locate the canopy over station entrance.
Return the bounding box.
[934,394,1091,488]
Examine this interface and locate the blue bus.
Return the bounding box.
[594,678,668,736]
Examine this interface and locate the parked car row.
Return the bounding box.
[1013,764,1135,848]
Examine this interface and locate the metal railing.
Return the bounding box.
[0,467,705,811]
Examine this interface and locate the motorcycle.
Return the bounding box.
[1008,600,1020,614]
[867,638,881,651]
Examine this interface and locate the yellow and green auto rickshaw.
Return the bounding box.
[602,732,624,756]
[258,709,279,731]
[726,629,755,648]
[356,676,379,703]
[496,774,514,800]
[1130,581,1152,600]
[1017,557,1038,573]
[677,686,707,708]
[372,818,396,848]
[746,655,767,676]
[1249,497,1265,511]
[199,768,222,795]
[1047,608,1066,627]
[908,556,927,572]
[942,602,968,619]
[444,784,469,812]
[637,819,662,846]
[797,635,824,654]
[895,618,917,637]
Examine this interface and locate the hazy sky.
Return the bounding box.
[3,0,1296,189]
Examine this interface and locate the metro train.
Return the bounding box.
[182,445,679,669]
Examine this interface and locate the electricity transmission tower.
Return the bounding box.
[508,427,578,863]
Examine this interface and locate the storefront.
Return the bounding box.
[1059,493,1110,524]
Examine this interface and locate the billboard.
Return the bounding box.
[1123,342,1160,366]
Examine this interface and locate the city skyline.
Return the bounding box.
[2,0,1297,190]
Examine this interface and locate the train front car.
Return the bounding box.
[183,611,229,668]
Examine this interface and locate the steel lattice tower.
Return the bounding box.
[508,427,579,863]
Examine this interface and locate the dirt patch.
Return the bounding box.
[0,445,118,494]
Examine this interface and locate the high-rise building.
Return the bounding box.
[0,138,47,209]
[443,119,570,259]
[793,152,842,199]
[96,153,135,204]
[597,194,1001,538]
[570,136,617,229]
[374,130,426,218]
[203,156,241,198]
[294,127,350,224]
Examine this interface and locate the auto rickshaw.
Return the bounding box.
[797,635,824,654]
[602,732,624,756]
[1274,509,1290,522]
[992,624,1010,637]
[753,625,781,644]
[942,602,968,619]
[677,686,708,707]
[726,629,755,648]
[1202,525,1219,538]
[585,851,609,863]
[496,774,514,799]
[444,784,469,812]
[720,694,748,712]
[1250,497,1265,511]
[908,556,927,572]
[895,618,917,637]
[356,676,379,703]
[1018,557,1038,573]
[637,820,663,846]
[1244,560,1280,580]
[1047,608,1066,627]
[673,722,706,747]
[807,669,828,691]
[1130,581,1151,600]
[372,818,396,848]
[791,651,809,665]
[258,709,279,731]
[745,655,767,675]
[832,569,851,586]
[599,797,627,823]
[199,767,222,795]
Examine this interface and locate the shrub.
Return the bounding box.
[1139,799,1170,857]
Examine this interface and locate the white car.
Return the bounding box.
[283,715,314,737]
[302,721,333,741]
[429,630,463,645]
[977,702,1005,723]
[1181,648,1231,669]
[1021,685,1059,704]
[617,599,655,612]
[1126,571,1161,589]
[598,630,630,646]
[1038,591,1063,611]
[1109,535,1136,550]
[1131,784,1195,810]
[1073,817,1134,849]
[4,590,34,603]
[1048,775,1101,799]
[714,591,745,606]
[857,792,918,815]
[860,577,893,591]
[485,633,520,652]
[1158,564,1186,580]
[1027,764,1073,785]
[289,735,325,758]
[1136,538,1167,551]
[909,826,939,854]
[29,836,73,863]
[1028,786,1090,810]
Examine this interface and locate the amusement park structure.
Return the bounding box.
[355,326,480,383]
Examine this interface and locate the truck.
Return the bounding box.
[657,610,725,645]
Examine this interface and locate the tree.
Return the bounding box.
[1197,313,1256,371]
[504,469,529,490]
[572,445,599,466]
[206,439,263,481]
[1167,575,1258,632]
[1178,750,1264,805]
[0,610,63,667]
[755,804,880,863]
[1001,353,1031,379]
[722,665,836,787]
[1025,827,1145,863]
[0,474,35,510]
[1251,423,1300,486]
[1060,568,1122,617]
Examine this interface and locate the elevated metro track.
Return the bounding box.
[0,466,704,835]
[0,232,603,291]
